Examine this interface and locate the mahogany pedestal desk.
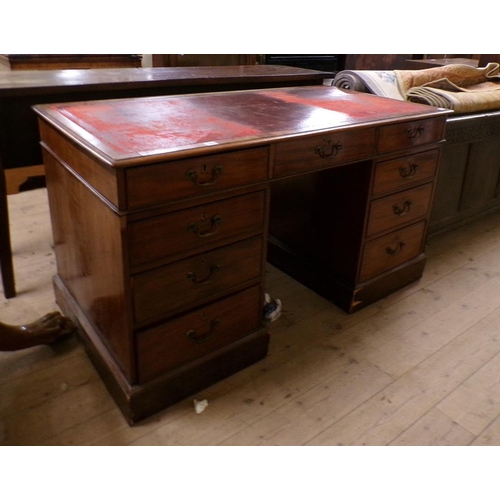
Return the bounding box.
[33,86,450,424]
[0,65,333,298]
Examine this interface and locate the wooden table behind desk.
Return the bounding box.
[0,65,334,298]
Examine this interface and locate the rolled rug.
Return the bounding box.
[405,84,500,113]
[332,70,368,92]
[332,70,404,100]
[397,63,500,113]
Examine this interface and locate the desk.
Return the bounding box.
[33,86,450,423]
[0,65,333,298]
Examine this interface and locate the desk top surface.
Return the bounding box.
[0,65,333,95]
[34,86,450,166]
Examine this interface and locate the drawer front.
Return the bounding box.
[129,190,267,268]
[133,236,263,323]
[366,183,433,237]
[137,286,262,383]
[359,221,426,282]
[377,117,445,154]
[273,127,376,177]
[372,149,439,196]
[126,147,269,210]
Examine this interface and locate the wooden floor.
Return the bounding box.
[2,188,500,446]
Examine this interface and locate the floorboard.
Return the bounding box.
[3,188,500,446]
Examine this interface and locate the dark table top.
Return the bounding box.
[0,65,334,96]
[0,65,336,170]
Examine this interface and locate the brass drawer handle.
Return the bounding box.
[186,319,221,344]
[386,241,405,256]
[188,214,223,237]
[392,200,413,216]
[186,164,223,186]
[406,126,424,139]
[187,264,220,285]
[399,162,419,179]
[314,140,343,158]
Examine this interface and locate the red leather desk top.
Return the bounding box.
[34,86,449,165]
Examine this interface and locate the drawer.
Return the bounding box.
[126,147,269,210]
[366,183,433,237]
[273,127,376,177]
[132,236,263,323]
[377,117,446,154]
[372,149,439,196]
[129,190,267,268]
[136,286,262,383]
[359,221,426,282]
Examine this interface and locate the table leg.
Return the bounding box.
[0,164,16,298]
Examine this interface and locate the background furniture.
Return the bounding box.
[343,55,413,70]
[0,65,333,299]
[0,162,14,297]
[151,54,343,72]
[330,65,500,236]
[341,54,481,71]
[34,86,448,423]
[151,54,257,67]
[429,110,500,235]
[0,54,142,70]
[404,57,479,70]
[260,55,343,72]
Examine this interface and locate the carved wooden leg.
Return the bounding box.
[0,164,16,298]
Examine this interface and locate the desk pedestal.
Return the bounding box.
[33,86,449,423]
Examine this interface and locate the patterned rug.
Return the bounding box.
[332,70,404,100]
[396,62,500,113]
[332,63,500,113]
